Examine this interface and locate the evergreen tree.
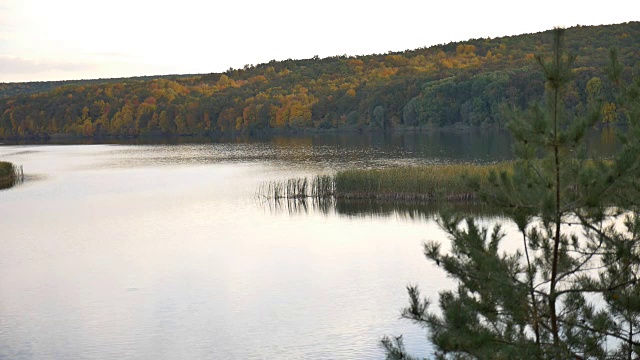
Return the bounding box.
[384,28,640,359]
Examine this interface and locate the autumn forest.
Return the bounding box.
[0,22,638,139]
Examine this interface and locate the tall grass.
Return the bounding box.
[333,163,514,201]
[257,175,336,200]
[257,175,335,215]
[0,161,23,189]
[311,175,334,198]
[258,163,514,203]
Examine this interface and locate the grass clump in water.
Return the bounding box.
[258,163,514,203]
[334,162,514,201]
[258,175,336,200]
[0,161,23,189]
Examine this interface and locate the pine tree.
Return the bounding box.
[384,28,640,359]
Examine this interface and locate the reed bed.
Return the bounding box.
[333,162,514,201]
[258,163,513,203]
[257,175,336,200]
[0,161,23,189]
[311,175,334,198]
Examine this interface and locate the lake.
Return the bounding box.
[0,130,617,359]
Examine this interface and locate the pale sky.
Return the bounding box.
[0,0,637,83]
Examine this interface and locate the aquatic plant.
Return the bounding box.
[258,175,337,200]
[0,161,23,189]
[257,162,514,203]
[333,162,514,201]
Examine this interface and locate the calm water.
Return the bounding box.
[0,131,617,359]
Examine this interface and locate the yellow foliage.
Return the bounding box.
[235,117,244,131]
[379,67,398,78]
[81,106,90,120]
[602,102,618,124]
[82,119,94,137]
[217,74,231,87]
[289,102,307,119]
[385,55,409,66]
[440,58,454,69]
[249,75,268,83]
[274,105,289,128]
[456,44,476,55]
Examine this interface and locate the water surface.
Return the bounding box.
[0,131,615,359]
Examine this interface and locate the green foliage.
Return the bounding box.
[384,28,640,359]
[1,22,639,138]
[0,161,23,189]
[0,161,13,178]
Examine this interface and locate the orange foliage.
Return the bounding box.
[440,58,454,69]
[456,44,476,55]
[248,75,267,83]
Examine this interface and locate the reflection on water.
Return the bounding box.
[3,129,621,171]
[258,197,337,217]
[335,199,506,220]
[54,131,525,176]
[261,196,506,222]
[0,130,620,360]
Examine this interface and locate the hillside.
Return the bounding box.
[0,74,194,99]
[1,22,638,139]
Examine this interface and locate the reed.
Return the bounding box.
[311,175,334,198]
[258,163,514,203]
[0,161,23,189]
[258,175,336,200]
[333,162,513,201]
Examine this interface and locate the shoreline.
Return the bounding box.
[0,125,512,145]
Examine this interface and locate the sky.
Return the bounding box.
[0,0,637,83]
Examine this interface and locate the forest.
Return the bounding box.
[0,22,638,139]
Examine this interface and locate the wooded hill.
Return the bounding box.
[1,22,638,139]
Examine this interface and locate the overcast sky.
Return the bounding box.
[0,0,637,83]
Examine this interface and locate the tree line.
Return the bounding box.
[0,22,638,139]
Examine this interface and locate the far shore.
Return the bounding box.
[0,125,514,145]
